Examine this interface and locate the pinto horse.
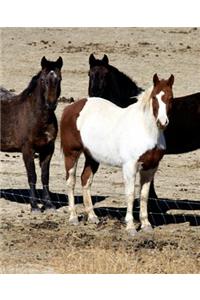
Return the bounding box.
[60,74,174,234]
[88,54,200,199]
[0,56,63,211]
[88,53,143,107]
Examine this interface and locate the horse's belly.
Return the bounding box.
[0,130,21,152]
[80,130,122,166]
[86,146,122,166]
[0,143,21,152]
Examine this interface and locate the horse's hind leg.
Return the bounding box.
[22,146,39,211]
[64,151,81,225]
[149,179,158,199]
[81,153,99,224]
[39,143,55,211]
[139,168,157,231]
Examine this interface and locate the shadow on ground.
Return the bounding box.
[0,188,200,227]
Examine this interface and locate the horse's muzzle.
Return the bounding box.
[156,119,169,130]
[45,101,57,110]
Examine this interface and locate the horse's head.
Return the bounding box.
[88,53,110,97]
[151,73,174,129]
[40,56,63,110]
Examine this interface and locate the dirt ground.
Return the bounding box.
[0,27,200,273]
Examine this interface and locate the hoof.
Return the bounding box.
[69,216,79,226]
[41,204,56,213]
[141,225,153,233]
[126,227,138,237]
[88,215,99,224]
[31,207,41,213]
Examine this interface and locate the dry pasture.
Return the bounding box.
[0,28,200,273]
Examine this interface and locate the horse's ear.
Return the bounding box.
[56,56,63,69]
[167,74,174,87]
[41,56,47,69]
[153,73,159,86]
[89,53,96,67]
[102,54,109,65]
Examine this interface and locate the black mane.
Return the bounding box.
[20,71,42,100]
[108,64,143,96]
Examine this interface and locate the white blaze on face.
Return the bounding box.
[156,91,169,127]
[51,70,57,77]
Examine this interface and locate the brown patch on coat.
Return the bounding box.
[139,147,165,170]
[60,98,87,154]
[81,154,99,186]
[60,98,100,183]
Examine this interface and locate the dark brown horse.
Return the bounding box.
[0,56,63,211]
[88,54,200,199]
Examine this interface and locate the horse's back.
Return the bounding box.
[77,97,124,131]
[175,92,200,103]
[61,97,122,137]
[0,87,15,101]
[169,92,200,128]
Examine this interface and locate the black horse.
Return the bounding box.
[88,53,200,198]
[88,53,143,107]
[0,56,63,211]
[149,92,200,198]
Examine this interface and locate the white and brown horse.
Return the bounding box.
[60,73,174,235]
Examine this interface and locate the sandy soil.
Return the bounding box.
[0,28,200,273]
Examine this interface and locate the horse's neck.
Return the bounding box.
[109,70,136,104]
[137,97,160,141]
[106,73,120,99]
[31,85,52,120]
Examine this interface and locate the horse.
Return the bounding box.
[88,53,143,107]
[88,54,200,199]
[60,73,174,235]
[0,56,63,211]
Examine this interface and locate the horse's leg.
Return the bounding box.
[139,168,157,231]
[123,161,137,236]
[149,179,158,199]
[81,154,99,224]
[65,151,81,225]
[39,143,55,211]
[22,146,39,211]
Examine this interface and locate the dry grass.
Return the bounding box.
[1,215,199,274]
[50,239,200,274]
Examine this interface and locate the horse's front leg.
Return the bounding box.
[39,143,56,211]
[139,168,157,231]
[22,145,39,211]
[123,161,137,236]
